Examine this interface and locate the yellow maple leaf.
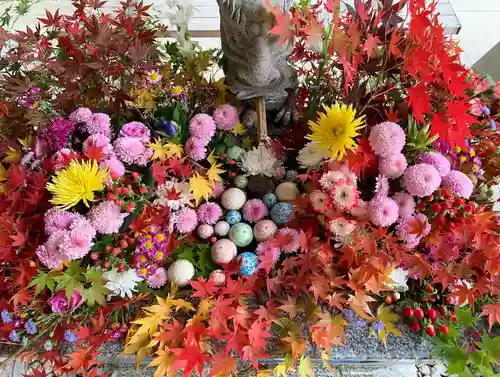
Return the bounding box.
[3,147,20,163]
[149,139,183,161]
[298,356,314,377]
[189,173,213,205]
[321,351,335,374]
[275,353,295,377]
[149,349,176,377]
[231,122,247,136]
[0,163,7,182]
[17,135,34,149]
[213,78,228,106]
[348,290,375,319]
[194,298,212,321]
[207,160,225,184]
[369,305,401,346]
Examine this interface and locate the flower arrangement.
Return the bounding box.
[0,1,499,377]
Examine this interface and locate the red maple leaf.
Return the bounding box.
[407,215,430,238]
[408,83,431,123]
[150,161,167,184]
[207,356,237,377]
[388,32,402,57]
[189,277,218,299]
[83,145,105,161]
[301,16,323,48]
[165,158,191,178]
[66,347,99,376]
[156,319,184,347]
[248,320,272,350]
[481,303,500,330]
[445,100,475,147]
[12,263,36,287]
[451,284,477,309]
[230,305,252,329]
[225,329,247,357]
[242,344,268,369]
[344,138,377,177]
[10,229,27,247]
[364,34,380,58]
[8,165,26,190]
[266,0,294,46]
[171,345,211,377]
[10,289,33,310]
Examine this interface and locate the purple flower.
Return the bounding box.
[49,291,83,313]
[41,118,75,153]
[24,319,37,335]
[9,330,19,342]
[371,321,384,332]
[490,120,497,131]
[354,318,367,327]
[63,330,78,343]
[343,309,355,321]
[161,120,177,136]
[1,309,12,324]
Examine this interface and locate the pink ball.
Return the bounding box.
[253,220,278,242]
[197,224,214,239]
[209,269,226,286]
[211,239,237,264]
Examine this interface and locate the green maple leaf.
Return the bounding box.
[84,283,109,306]
[477,335,500,363]
[85,268,105,284]
[29,271,57,295]
[195,244,217,278]
[176,247,196,265]
[455,307,479,328]
[54,273,85,300]
[65,261,85,276]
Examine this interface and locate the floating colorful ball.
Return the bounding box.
[262,192,277,208]
[238,252,258,276]
[270,202,294,225]
[214,221,230,236]
[225,210,242,225]
[211,239,237,264]
[228,223,254,247]
[221,188,246,210]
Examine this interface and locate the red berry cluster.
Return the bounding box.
[403,304,455,337]
[90,233,135,271]
[105,171,149,213]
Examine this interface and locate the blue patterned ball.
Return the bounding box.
[226,210,242,225]
[238,252,258,276]
[262,192,277,208]
[270,202,293,225]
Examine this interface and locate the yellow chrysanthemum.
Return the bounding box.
[46,159,108,210]
[306,103,365,160]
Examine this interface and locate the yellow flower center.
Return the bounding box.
[149,72,160,81]
[155,251,164,261]
[144,240,153,249]
[469,150,476,157]
[172,86,183,95]
[139,255,147,263]
[473,165,479,171]
[139,268,147,276]
[454,146,462,153]
[155,233,165,242]
[459,156,467,163]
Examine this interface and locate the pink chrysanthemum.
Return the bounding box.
[113,136,152,166]
[350,199,368,218]
[69,217,96,239]
[374,175,390,198]
[403,164,441,197]
[184,138,207,162]
[147,267,168,289]
[469,98,482,116]
[442,170,474,199]
[379,153,407,178]
[175,207,198,233]
[256,241,281,262]
[87,200,128,234]
[212,105,239,131]
[44,208,81,235]
[368,196,399,227]
[418,151,451,177]
[120,122,151,142]
[84,113,111,136]
[60,228,94,260]
[100,157,125,180]
[69,107,92,124]
[392,192,416,218]
[210,181,225,198]
[36,243,64,269]
[197,202,222,225]
[83,134,114,160]
[368,121,406,157]
[396,213,430,244]
[275,227,301,253]
[310,190,328,213]
[189,113,216,140]
[41,118,75,153]
[320,170,348,191]
[242,199,269,223]
[328,217,356,238]
[332,184,359,211]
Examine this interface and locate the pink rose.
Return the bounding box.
[49,290,83,313]
[120,122,151,142]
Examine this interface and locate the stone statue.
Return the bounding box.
[216,0,297,130]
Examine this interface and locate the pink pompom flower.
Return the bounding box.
[392,192,416,218]
[100,157,125,180]
[184,138,207,162]
[368,196,399,227]
[256,241,281,263]
[442,170,474,199]
[418,151,451,177]
[87,200,128,234]
[120,121,151,142]
[69,107,92,124]
[197,202,222,225]
[189,113,216,141]
[147,267,168,289]
[175,207,198,233]
[44,208,81,235]
[113,136,152,166]
[210,181,225,198]
[212,105,239,131]
[242,199,269,223]
[84,113,111,136]
[275,227,300,253]
[368,121,406,157]
[379,153,407,178]
[403,164,441,197]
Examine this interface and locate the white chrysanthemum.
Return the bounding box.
[385,267,409,292]
[329,217,356,238]
[154,179,194,210]
[298,142,328,170]
[103,268,143,299]
[240,146,283,177]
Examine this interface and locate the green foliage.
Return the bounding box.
[172,242,218,279]
[29,270,58,295]
[405,116,439,153]
[431,307,499,377]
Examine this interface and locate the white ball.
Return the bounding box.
[214,221,230,236]
[167,259,195,287]
[275,182,299,202]
[253,219,278,242]
[211,239,237,264]
[209,269,226,286]
[197,224,214,239]
[221,188,246,210]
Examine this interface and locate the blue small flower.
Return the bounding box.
[490,119,497,131]
[354,318,367,327]
[43,340,53,351]
[64,330,78,343]
[1,309,12,324]
[9,330,19,343]
[343,309,355,321]
[25,319,37,335]
[482,106,491,116]
[371,321,384,332]
[161,120,177,137]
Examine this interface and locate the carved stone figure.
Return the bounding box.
[216,0,296,130]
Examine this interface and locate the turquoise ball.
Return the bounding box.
[228,223,253,247]
[238,252,258,276]
[226,210,242,225]
[270,202,293,225]
[262,192,277,208]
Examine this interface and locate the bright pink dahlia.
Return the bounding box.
[403,164,441,197]
[147,267,168,289]
[120,121,151,142]
[100,157,125,180]
[418,151,451,177]
[242,199,269,223]
[212,105,239,131]
[41,118,76,153]
[83,134,114,160]
[210,181,225,198]
[175,207,198,233]
[378,153,407,178]
[188,113,216,140]
[368,121,406,157]
[184,138,207,162]
[69,107,92,124]
[275,227,301,253]
[197,202,222,225]
[87,200,128,234]
[368,197,399,227]
[113,136,152,166]
[84,113,111,136]
[392,192,415,218]
[442,170,474,199]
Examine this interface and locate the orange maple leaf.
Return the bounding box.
[266,0,294,46]
[348,290,375,318]
[481,303,500,330]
